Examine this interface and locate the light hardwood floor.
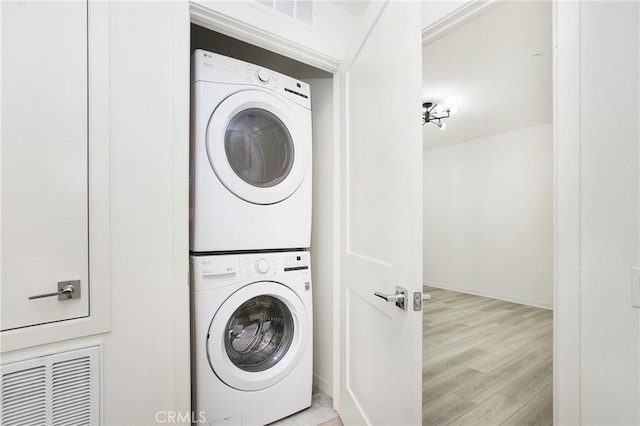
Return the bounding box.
[423,286,553,426]
[313,286,551,426]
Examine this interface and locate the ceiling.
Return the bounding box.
[422,1,552,150]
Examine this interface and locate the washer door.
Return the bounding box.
[207,281,309,391]
[206,90,309,205]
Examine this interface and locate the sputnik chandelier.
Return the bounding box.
[422,102,456,130]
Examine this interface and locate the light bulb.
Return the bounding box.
[440,122,447,131]
[449,106,458,115]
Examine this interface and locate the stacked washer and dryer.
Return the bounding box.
[189,49,314,426]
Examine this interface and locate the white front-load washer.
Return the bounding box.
[191,251,313,425]
[190,49,312,253]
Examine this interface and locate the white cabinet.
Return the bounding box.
[1,2,90,332]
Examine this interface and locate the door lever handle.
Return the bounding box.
[374,286,407,311]
[29,280,81,301]
[374,292,404,302]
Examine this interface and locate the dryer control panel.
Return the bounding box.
[192,49,311,109]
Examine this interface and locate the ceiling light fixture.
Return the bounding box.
[422,102,455,130]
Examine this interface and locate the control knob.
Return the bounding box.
[256,69,270,83]
[255,258,269,274]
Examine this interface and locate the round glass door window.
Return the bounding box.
[225,108,294,188]
[224,295,294,372]
[206,90,310,205]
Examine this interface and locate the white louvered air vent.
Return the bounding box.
[255,0,315,27]
[1,366,47,426]
[0,346,99,426]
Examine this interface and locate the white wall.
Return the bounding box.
[555,1,640,424]
[423,123,553,308]
[579,3,640,421]
[306,78,335,397]
[0,3,191,425]
[102,3,189,423]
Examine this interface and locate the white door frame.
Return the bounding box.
[552,2,581,424]
[174,1,581,423]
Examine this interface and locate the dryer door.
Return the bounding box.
[206,90,310,205]
[207,281,309,391]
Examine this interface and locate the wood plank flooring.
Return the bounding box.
[423,286,553,426]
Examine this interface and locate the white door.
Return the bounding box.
[339,1,423,425]
[1,1,89,331]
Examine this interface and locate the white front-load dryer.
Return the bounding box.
[191,251,313,425]
[190,50,312,253]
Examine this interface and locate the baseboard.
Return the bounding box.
[313,373,332,397]
[425,282,553,310]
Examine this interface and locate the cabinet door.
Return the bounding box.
[1,1,89,331]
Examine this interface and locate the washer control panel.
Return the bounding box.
[240,252,310,280]
[283,253,310,272]
[191,252,311,291]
